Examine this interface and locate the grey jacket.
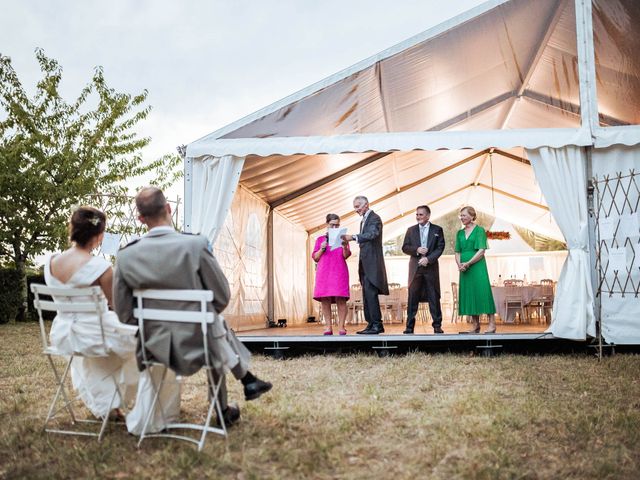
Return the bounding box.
[113,228,250,377]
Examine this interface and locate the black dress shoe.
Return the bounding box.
[361,329,381,335]
[363,325,384,334]
[402,329,414,334]
[244,379,273,401]
[215,404,241,427]
[433,327,444,334]
[356,328,372,334]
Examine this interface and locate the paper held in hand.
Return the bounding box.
[100,232,122,256]
[328,227,348,250]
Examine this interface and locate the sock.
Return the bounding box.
[241,371,257,386]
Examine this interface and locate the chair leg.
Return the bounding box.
[201,369,227,451]
[97,387,119,442]
[95,373,127,442]
[138,366,168,448]
[45,355,77,428]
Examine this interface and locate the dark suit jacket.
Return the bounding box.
[357,210,389,295]
[402,223,445,295]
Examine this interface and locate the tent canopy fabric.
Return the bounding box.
[185,0,640,342]
[186,0,640,241]
[191,0,638,145]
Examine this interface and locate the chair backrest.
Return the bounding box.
[31,283,106,351]
[350,286,363,302]
[540,279,554,286]
[391,286,407,302]
[503,279,524,287]
[504,284,523,301]
[451,282,459,303]
[133,289,215,369]
[539,281,555,297]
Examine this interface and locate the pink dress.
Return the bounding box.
[312,235,350,301]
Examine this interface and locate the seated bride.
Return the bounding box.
[45,206,138,419]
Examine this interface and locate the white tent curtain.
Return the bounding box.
[190,154,245,243]
[526,145,596,340]
[591,145,640,344]
[273,212,308,324]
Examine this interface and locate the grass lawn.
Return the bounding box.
[1,323,639,479]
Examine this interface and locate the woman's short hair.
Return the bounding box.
[326,213,340,223]
[460,205,477,220]
[69,206,106,247]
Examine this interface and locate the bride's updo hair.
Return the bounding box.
[69,206,107,247]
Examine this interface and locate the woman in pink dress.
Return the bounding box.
[312,214,351,335]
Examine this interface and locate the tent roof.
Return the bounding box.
[186,0,640,241]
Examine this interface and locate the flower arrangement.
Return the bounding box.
[486,231,510,240]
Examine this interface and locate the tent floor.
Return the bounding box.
[236,322,590,356]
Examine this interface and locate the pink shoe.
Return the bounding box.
[338,330,347,336]
[323,330,333,336]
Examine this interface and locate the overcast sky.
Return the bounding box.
[1,0,485,195]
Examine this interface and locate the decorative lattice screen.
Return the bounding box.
[85,194,181,260]
[593,170,640,298]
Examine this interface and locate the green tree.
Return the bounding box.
[0,49,180,321]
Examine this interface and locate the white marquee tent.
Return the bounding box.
[184,0,640,344]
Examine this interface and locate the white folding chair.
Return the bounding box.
[31,283,126,441]
[133,289,227,452]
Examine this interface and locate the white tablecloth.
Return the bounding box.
[491,285,546,322]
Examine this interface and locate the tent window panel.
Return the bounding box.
[593,0,640,126]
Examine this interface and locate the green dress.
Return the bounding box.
[455,225,496,315]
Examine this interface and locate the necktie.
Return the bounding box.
[420,226,427,248]
[359,218,364,234]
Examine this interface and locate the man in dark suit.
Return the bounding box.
[343,196,389,335]
[401,205,446,334]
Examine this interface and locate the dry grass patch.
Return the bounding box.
[1,323,639,479]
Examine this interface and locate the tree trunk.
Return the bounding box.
[15,257,27,322]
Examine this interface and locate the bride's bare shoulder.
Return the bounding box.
[50,248,93,281]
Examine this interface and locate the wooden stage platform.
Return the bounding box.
[236,322,585,357]
[239,321,547,337]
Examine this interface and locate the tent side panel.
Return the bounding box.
[272,211,309,325]
[213,185,269,331]
[592,145,640,344]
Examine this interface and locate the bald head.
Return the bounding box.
[136,186,171,227]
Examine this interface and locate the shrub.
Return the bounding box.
[0,268,22,323]
[27,269,55,321]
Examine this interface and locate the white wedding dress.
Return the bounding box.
[45,255,138,418]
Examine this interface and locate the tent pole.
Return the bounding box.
[585,147,602,359]
[306,233,314,321]
[179,146,192,233]
[575,0,599,134]
[267,208,274,326]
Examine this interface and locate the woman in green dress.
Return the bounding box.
[455,206,497,333]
